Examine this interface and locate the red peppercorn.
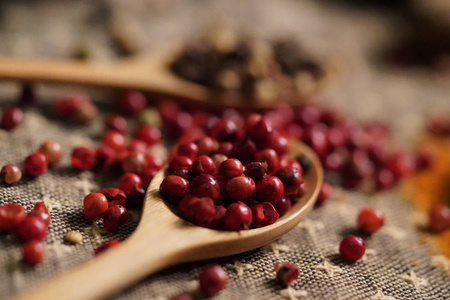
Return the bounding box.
[199,265,229,296]
[103,130,126,152]
[217,142,233,156]
[38,140,63,165]
[255,149,280,174]
[169,156,193,172]
[95,145,116,170]
[94,239,120,255]
[98,188,127,207]
[256,176,284,204]
[279,158,303,173]
[29,202,50,227]
[71,147,97,171]
[145,155,164,171]
[387,152,416,179]
[24,153,48,177]
[295,104,321,126]
[0,164,22,185]
[134,125,161,147]
[231,138,257,163]
[117,173,143,195]
[170,292,194,300]
[190,197,216,227]
[160,175,189,200]
[244,161,268,181]
[0,203,26,233]
[251,202,279,227]
[118,90,147,116]
[274,262,300,286]
[210,205,227,230]
[212,154,228,169]
[224,201,252,231]
[210,119,237,142]
[122,152,147,174]
[273,196,292,217]
[275,167,304,196]
[22,240,45,266]
[55,93,88,117]
[249,117,273,143]
[357,207,384,234]
[127,186,146,209]
[196,136,218,156]
[1,106,24,130]
[428,204,450,233]
[192,155,216,175]
[218,159,244,179]
[106,114,128,133]
[177,142,199,159]
[17,216,47,242]
[191,174,220,201]
[103,205,128,232]
[226,176,255,202]
[375,169,396,190]
[74,101,98,124]
[178,195,201,220]
[339,235,366,262]
[127,139,148,153]
[264,131,289,157]
[316,182,333,206]
[83,193,109,220]
[303,124,329,158]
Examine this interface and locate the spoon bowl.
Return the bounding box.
[12,140,322,300]
[0,44,339,110]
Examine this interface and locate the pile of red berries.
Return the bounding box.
[0,202,50,265]
[159,113,308,231]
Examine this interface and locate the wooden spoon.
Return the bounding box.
[11,140,322,300]
[0,45,337,110]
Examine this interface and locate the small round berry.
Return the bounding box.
[357,207,384,234]
[316,182,332,206]
[106,114,128,133]
[95,239,120,255]
[38,140,63,165]
[428,204,450,233]
[176,142,199,159]
[1,106,24,130]
[265,132,289,157]
[219,159,243,179]
[71,147,97,171]
[83,193,109,220]
[24,153,48,177]
[118,90,147,116]
[191,174,220,201]
[210,119,237,142]
[98,188,127,207]
[192,155,216,175]
[226,176,255,202]
[127,186,146,209]
[256,176,284,204]
[54,93,88,117]
[74,101,98,124]
[339,235,366,262]
[127,139,148,153]
[375,169,396,190]
[103,130,126,152]
[169,156,193,172]
[251,202,279,227]
[255,149,280,173]
[22,240,45,266]
[387,152,416,179]
[212,154,228,169]
[199,265,229,296]
[244,161,268,181]
[217,142,233,156]
[279,158,303,173]
[134,125,161,147]
[231,138,257,163]
[273,196,291,217]
[117,173,143,195]
[122,152,147,174]
[95,145,116,170]
[160,175,189,200]
[196,136,218,156]
[0,203,26,232]
[274,262,300,286]
[210,205,227,230]
[178,195,201,220]
[275,167,304,196]
[190,197,216,227]
[103,205,128,232]
[224,201,252,231]
[0,164,22,185]
[28,202,50,227]
[249,117,273,143]
[17,216,47,242]
[146,155,164,171]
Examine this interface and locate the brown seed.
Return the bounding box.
[64,231,83,244]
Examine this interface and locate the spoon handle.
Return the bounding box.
[11,234,180,300]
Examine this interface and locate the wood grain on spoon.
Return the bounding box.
[11,141,323,300]
[0,45,338,110]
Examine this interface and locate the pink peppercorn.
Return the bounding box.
[22,240,45,266]
[177,142,199,159]
[226,176,255,202]
[0,203,26,233]
[28,202,50,227]
[95,145,116,170]
[24,153,48,177]
[0,164,22,185]
[316,182,333,206]
[244,161,268,180]
[17,216,47,242]
[255,149,280,174]
[160,175,189,200]
[38,140,63,165]
[106,114,128,133]
[339,235,366,262]
[357,207,384,234]
[117,173,143,195]
[273,196,292,217]
[71,147,97,171]
[274,262,300,286]
[118,90,147,116]
[134,125,161,147]
[192,155,216,175]
[1,106,24,130]
[169,156,193,172]
[256,176,284,204]
[98,188,127,207]
[103,205,128,232]
[224,201,252,231]
[103,130,126,152]
[191,174,220,201]
[252,202,279,227]
[275,167,304,196]
[218,158,243,178]
[190,197,216,227]
[428,204,450,233]
[83,193,109,220]
[121,152,147,174]
[199,265,229,296]
[196,136,218,156]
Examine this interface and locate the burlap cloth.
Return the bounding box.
[0,1,449,299]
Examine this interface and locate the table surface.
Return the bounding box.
[0,1,449,299]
